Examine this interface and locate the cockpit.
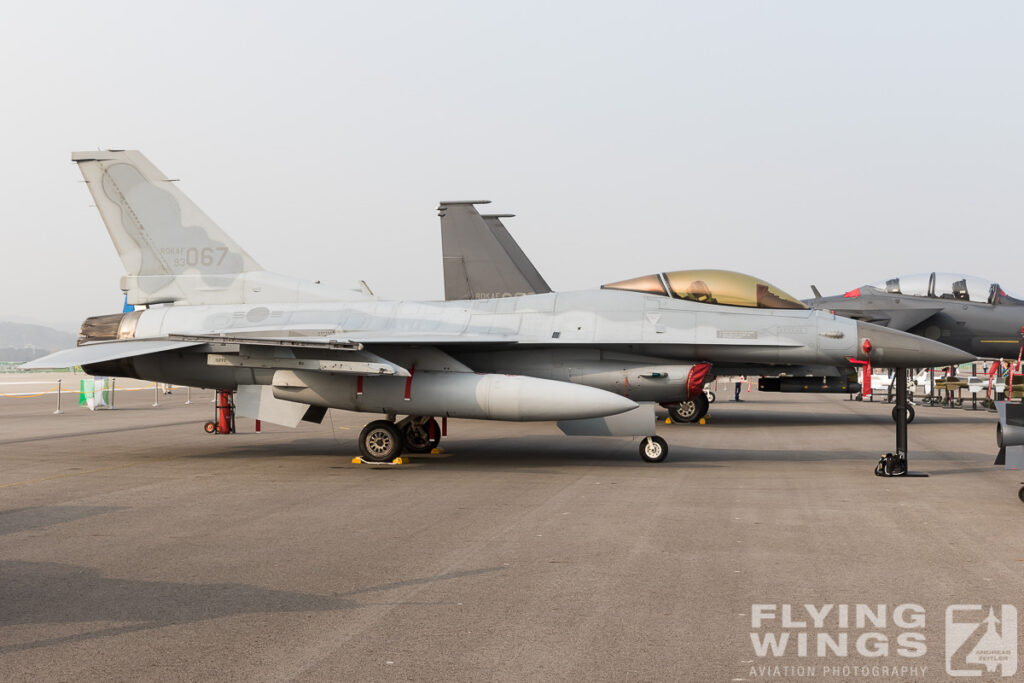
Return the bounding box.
[844,272,1020,305]
[602,269,807,310]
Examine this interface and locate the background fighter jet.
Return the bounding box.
[810,273,1024,359]
[27,152,972,464]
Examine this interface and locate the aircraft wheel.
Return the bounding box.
[891,405,915,424]
[668,393,709,423]
[705,390,716,404]
[996,423,1004,448]
[359,420,403,462]
[1018,485,1024,504]
[203,421,216,434]
[402,418,441,453]
[639,436,669,463]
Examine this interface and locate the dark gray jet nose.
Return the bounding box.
[855,321,976,367]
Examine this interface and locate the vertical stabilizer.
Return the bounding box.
[72,150,368,306]
[438,201,552,300]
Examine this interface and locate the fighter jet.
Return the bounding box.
[438,202,866,421]
[26,151,973,464]
[810,273,1024,359]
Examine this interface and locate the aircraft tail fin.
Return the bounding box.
[73,150,367,306]
[437,201,552,300]
[810,285,822,299]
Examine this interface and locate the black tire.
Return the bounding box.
[705,390,716,404]
[891,405,915,424]
[639,435,669,463]
[359,420,403,462]
[996,423,1004,449]
[1018,486,1024,504]
[402,418,441,453]
[203,421,216,434]
[668,401,697,423]
[668,393,709,423]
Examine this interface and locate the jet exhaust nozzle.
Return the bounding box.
[78,310,142,345]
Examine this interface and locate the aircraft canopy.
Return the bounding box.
[852,272,1018,304]
[602,269,806,310]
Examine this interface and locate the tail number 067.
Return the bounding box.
[179,247,228,267]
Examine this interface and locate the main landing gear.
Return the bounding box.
[358,421,403,462]
[667,392,709,423]
[357,415,444,462]
[399,416,441,453]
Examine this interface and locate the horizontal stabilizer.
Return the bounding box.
[20,340,202,369]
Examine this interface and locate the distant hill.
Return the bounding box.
[0,322,76,362]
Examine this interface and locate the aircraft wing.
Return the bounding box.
[167,332,520,347]
[438,201,552,300]
[20,339,204,369]
[24,327,806,376]
[164,331,808,351]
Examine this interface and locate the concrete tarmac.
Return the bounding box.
[1,383,1021,682]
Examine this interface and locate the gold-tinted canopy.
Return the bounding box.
[603,269,806,310]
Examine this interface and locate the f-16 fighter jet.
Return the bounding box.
[438,202,871,421]
[26,152,973,463]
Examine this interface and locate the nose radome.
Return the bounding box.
[855,321,976,367]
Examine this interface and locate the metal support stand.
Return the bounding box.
[153,384,160,407]
[185,386,192,405]
[53,378,63,415]
[895,368,908,459]
[876,367,928,477]
[109,378,116,410]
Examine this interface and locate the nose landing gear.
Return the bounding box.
[639,435,669,463]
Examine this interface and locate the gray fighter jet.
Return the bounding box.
[26,151,972,463]
[438,201,865,421]
[810,273,1024,359]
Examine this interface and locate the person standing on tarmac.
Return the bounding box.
[734,376,744,401]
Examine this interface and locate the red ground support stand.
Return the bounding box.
[204,391,236,434]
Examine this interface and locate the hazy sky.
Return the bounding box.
[2,1,1022,330]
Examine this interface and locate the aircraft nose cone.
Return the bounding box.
[855,321,976,367]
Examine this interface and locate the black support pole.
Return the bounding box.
[889,366,928,477]
[895,367,908,459]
